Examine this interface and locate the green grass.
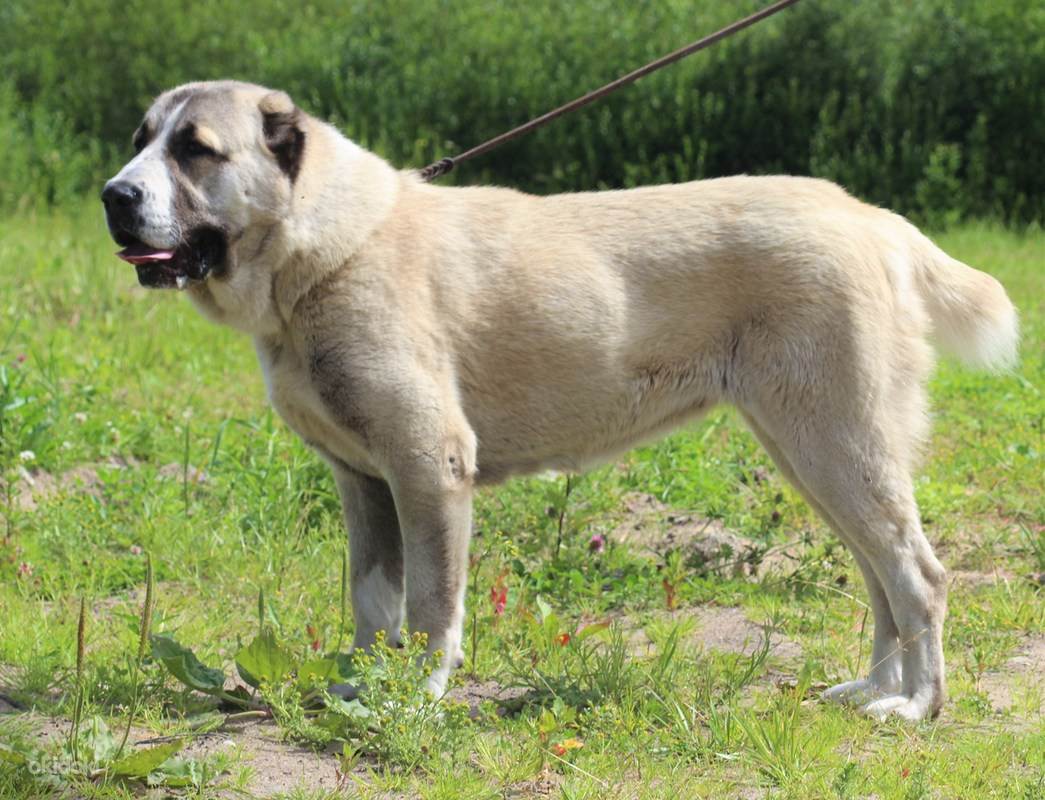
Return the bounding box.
[0,205,1042,799]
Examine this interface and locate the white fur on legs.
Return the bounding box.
[824,678,896,707]
[862,693,933,721]
[350,566,405,651]
[329,566,405,699]
[422,578,467,697]
[740,413,911,715]
[876,546,947,720]
[826,534,945,721]
[739,393,946,722]
[823,552,904,707]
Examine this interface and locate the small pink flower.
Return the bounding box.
[17,562,33,578]
[14,354,26,365]
[129,545,143,556]
[490,575,508,617]
[588,533,605,553]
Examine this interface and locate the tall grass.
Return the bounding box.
[1,0,1043,223]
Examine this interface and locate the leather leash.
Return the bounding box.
[419,0,803,182]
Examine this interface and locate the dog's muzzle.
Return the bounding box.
[102,181,226,290]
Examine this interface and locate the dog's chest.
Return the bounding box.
[254,338,379,477]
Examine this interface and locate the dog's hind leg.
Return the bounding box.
[739,368,946,720]
[742,413,903,704]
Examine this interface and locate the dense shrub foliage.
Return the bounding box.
[1,0,1042,224]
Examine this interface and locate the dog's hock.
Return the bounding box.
[260,91,306,182]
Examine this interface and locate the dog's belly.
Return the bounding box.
[464,344,727,484]
[473,396,717,483]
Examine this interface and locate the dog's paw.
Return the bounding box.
[823,678,896,706]
[860,694,932,721]
[425,670,450,699]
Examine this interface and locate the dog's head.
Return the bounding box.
[102,81,305,292]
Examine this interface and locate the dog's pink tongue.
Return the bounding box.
[116,243,176,265]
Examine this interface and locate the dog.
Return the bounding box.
[102,80,1017,720]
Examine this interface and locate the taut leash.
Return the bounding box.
[419,0,803,182]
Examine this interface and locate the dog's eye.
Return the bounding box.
[184,139,218,158]
[132,127,149,154]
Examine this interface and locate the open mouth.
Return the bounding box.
[113,229,226,289]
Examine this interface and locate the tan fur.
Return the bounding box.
[110,81,1018,719]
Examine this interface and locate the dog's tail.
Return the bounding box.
[911,235,1019,371]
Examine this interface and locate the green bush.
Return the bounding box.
[1,0,1042,224]
[0,83,105,211]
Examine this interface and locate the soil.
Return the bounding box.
[184,723,344,798]
[609,491,766,576]
[979,634,1045,718]
[6,456,141,512]
[446,679,529,718]
[627,605,803,663]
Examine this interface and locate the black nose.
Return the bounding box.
[101,181,143,209]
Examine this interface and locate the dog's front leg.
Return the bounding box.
[333,466,405,651]
[387,438,476,697]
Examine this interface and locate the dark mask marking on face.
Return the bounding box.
[132,122,151,153]
[170,124,229,166]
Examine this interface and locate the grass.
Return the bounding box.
[0,203,1042,798]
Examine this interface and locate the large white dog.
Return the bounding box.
[102,81,1018,720]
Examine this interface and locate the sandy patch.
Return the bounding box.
[5,456,141,512]
[157,463,209,484]
[0,676,539,798]
[447,679,528,718]
[629,605,802,663]
[979,634,1045,717]
[610,492,765,576]
[182,723,343,797]
[5,713,343,798]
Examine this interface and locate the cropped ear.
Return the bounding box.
[259,91,306,182]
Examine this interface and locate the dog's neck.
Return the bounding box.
[187,117,407,338]
[269,120,403,326]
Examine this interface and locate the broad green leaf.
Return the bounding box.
[109,741,183,778]
[150,634,226,693]
[147,755,204,788]
[222,685,253,706]
[235,629,296,688]
[537,708,557,736]
[79,716,118,764]
[325,695,373,721]
[320,696,375,733]
[334,653,379,684]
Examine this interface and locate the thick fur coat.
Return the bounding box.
[102,81,1018,720]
